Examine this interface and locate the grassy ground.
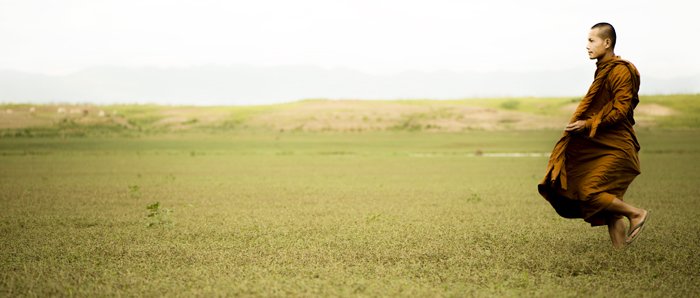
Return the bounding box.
[1,129,699,296]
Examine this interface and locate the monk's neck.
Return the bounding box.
[596,52,616,65]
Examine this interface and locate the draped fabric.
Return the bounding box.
[538,56,641,226]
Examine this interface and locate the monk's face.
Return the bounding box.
[587,28,610,60]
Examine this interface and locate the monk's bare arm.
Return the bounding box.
[595,65,637,128]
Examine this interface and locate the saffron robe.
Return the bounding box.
[538,56,641,226]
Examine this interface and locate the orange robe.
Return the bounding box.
[538,56,641,226]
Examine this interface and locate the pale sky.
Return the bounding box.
[1,0,698,79]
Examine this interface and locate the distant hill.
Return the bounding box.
[1,66,698,105]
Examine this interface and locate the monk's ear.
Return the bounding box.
[604,38,612,49]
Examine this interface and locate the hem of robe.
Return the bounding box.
[538,182,620,227]
[583,192,617,226]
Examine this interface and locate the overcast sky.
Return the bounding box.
[2,0,698,78]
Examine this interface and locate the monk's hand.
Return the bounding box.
[565,120,586,133]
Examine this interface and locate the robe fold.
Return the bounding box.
[538,56,641,226]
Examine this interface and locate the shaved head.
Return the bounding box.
[591,22,617,49]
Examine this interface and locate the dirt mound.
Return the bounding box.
[560,102,675,117]
[635,103,675,116]
[153,108,228,130]
[0,105,130,130]
[1,100,681,133]
[248,100,561,131]
[0,107,48,129]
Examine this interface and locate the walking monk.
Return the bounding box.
[538,23,650,248]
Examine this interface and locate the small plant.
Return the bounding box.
[182,118,199,125]
[500,100,521,110]
[165,173,176,182]
[465,193,482,203]
[365,212,383,223]
[392,114,424,131]
[145,202,172,227]
[128,184,141,198]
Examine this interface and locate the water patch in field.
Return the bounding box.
[481,152,550,157]
[409,152,550,158]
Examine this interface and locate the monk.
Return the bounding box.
[538,23,650,248]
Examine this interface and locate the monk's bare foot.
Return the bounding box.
[628,210,648,230]
[626,209,649,243]
[608,217,627,249]
[614,226,626,248]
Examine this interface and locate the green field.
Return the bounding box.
[1,97,700,296]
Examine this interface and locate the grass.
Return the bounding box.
[1,129,699,296]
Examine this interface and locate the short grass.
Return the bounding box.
[1,130,699,296]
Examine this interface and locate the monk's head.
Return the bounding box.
[587,22,616,60]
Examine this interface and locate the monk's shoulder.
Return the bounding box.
[608,61,638,84]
